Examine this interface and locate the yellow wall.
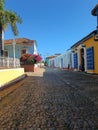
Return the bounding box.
[0,68,24,87]
[84,36,98,73]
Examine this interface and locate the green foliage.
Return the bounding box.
[0,0,5,10]
[0,0,22,36]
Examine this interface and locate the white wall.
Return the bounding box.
[48,49,73,69]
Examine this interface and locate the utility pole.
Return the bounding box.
[91,4,98,40]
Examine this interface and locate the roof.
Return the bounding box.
[4,38,35,46]
[71,30,97,49]
[91,4,98,16]
[46,55,57,59]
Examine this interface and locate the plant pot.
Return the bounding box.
[21,64,35,72]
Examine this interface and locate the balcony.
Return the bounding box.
[0,56,20,69]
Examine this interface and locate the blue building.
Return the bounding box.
[4,38,38,58]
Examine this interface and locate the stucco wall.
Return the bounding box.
[0,68,24,87]
[48,50,72,69]
[84,36,98,73]
[4,44,35,58]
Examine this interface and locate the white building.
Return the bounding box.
[48,49,73,70]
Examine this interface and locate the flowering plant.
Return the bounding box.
[20,53,42,65]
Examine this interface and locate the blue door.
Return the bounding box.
[86,47,94,70]
[74,53,78,69]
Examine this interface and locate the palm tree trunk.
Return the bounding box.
[0,25,3,56]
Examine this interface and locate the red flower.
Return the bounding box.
[20,53,42,65]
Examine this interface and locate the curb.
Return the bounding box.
[0,74,27,91]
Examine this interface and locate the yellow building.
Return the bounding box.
[71,30,98,74]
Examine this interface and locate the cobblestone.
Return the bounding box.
[0,67,98,129]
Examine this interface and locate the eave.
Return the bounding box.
[71,30,97,49]
[4,38,35,46]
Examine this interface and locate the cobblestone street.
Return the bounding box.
[0,67,98,130]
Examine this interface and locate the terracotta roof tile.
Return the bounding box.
[4,38,35,45]
[47,55,57,59]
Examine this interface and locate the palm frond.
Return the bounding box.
[0,9,22,35]
[7,10,22,35]
[0,0,5,10]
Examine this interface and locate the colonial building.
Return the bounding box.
[4,38,38,58]
[45,55,58,67]
[71,30,98,74]
[48,50,73,70]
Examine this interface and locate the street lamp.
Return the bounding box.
[13,38,16,67]
[91,4,98,41]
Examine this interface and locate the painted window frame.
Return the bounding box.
[74,53,78,69]
[86,47,94,70]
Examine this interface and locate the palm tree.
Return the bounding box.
[0,0,22,56]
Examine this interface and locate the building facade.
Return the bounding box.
[71,30,98,74]
[48,50,73,70]
[4,38,38,58]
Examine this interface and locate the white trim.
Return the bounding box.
[84,47,87,72]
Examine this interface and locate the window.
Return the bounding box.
[74,53,78,68]
[21,49,27,55]
[86,47,94,70]
[4,50,8,57]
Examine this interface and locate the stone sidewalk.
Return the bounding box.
[0,67,98,130]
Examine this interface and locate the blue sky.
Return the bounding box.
[5,0,98,58]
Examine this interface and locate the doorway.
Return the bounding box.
[80,48,85,71]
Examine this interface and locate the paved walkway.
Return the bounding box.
[0,67,98,130]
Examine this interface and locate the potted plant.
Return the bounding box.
[20,53,42,72]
